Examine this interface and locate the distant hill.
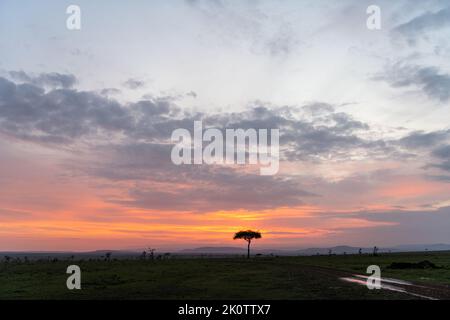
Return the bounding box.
[294,246,370,255]
[178,247,247,254]
[176,245,370,256]
[2,244,450,258]
[175,244,450,256]
[390,243,450,252]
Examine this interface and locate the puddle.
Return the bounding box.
[340,276,438,300]
[354,274,412,286]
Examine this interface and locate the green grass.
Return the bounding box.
[1,252,449,300]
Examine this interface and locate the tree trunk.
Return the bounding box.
[247,240,251,259]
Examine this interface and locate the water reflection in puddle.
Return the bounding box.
[340,276,438,300]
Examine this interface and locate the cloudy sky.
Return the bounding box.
[1,0,450,251]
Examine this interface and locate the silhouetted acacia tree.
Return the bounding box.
[233,230,262,259]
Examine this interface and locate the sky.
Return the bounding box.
[1,0,450,251]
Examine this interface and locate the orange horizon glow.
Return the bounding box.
[2,143,450,252]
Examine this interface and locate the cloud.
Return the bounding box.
[9,71,77,89]
[74,141,316,212]
[428,174,450,182]
[423,144,450,181]
[351,206,450,245]
[0,77,134,144]
[0,74,417,163]
[432,144,450,159]
[1,72,442,162]
[0,208,32,221]
[398,130,450,149]
[100,88,121,96]
[374,63,450,102]
[202,103,391,162]
[117,169,315,212]
[186,91,197,98]
[398,131,450,182]
[123,78,146,90]
[393,6,450,44]
[185,0,301,57]
[3,71,449,213]
[431,160,450,172]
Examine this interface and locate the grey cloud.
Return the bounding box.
[115,167,315,212]
[67,101,401,212]
[398,130,450,149]
[358,206,450,241]
[397,130,450,182]
[0,208,31,220]
[393,7,450,43]
[83,143,176,181]
[315,206,450,246]
[4,71,450,213]
[432,145,450,159]
[121,177,312,212]
[278,111,389,161]
[264,23,301,57]
[123,78,146,90]
[71,141,317,212]
[0,76,401,162]
[9,71,77,89]
[431,160,450,172]
[185,0,300,57]
[133,100,173,116]
[375,63,450,102]
[1,74,441,164]
[203,103,384,161]
[0,77,134,144]
[302,103,335,116]
[186,91,197,98]
[329,113,370,133]
[100,88,121,96]
[423,143,450,181]
[427,174,450,182]
[0,76,195,144]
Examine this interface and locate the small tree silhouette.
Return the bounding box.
[373,246,378,257]
[148,248,155,260]
[105,252,112,261]
[233,230,262,259]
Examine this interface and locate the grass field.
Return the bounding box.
[1,251,450,300]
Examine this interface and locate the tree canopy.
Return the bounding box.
[233,230,262,241]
